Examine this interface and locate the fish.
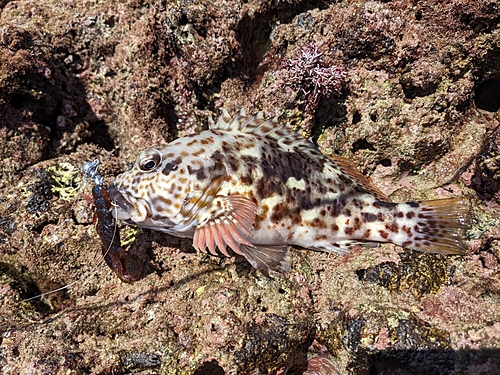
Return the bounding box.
[108,109,469,273]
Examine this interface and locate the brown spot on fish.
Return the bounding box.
[401,225,412,237]
[362,212,383,222]
[228,158,239,172]
[372,201,397,209]
[271,203,285,222]
[353,217,362,230]
[312,217,327,229]
[291,210,302,225]
[379,230,389,239]
[187,165,206,180]
[162,162,178,176]
[406,211,416,219]
[192,148,205,156]
[385,222,398,232]
[240,174,253,185]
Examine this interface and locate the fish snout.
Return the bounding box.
[107,183,135,221]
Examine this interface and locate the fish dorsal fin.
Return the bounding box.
[328,155,391,202]
[210,108,319,154]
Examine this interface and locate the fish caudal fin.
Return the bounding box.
[401,198,469,255]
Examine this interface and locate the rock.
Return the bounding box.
[1,0,499,374]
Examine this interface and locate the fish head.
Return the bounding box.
[108,139,227,235]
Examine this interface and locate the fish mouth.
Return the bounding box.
[108,183,151,223]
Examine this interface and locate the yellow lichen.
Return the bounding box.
[120,226,139,248]
[46,163,81,199]
[196,285,207,296]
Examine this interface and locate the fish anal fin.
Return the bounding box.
[239,244,291,274]
[193,195,257,257]
[311,240,380,255]
[348,240,381,249]
[329,155,391,202]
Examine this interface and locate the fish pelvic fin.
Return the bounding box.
[239,244,291,274]
[399,198,470,255]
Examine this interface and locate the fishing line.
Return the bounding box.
[18,160,120,304]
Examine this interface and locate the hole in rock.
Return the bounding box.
[10,93,25,109]
[352,110,361,124]
[475,78,500,112]
[352,139,376,153]
[193,360,225,375]
[379,159,392,167]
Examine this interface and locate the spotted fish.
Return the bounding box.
[108,109,469,272]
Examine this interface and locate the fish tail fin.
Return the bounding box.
[399,198,470,254]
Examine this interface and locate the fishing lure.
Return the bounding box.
[83,160,143,282]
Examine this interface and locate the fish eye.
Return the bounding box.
[138,150,162,172]
[141,159,157,170]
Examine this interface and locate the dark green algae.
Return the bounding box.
[358,251,452,298]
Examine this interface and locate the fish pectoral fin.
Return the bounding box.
[192,195,257,257]
[239,244,291,274]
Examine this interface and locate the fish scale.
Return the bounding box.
[108,109,469,272]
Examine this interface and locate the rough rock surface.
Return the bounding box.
[1,0,499,374]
